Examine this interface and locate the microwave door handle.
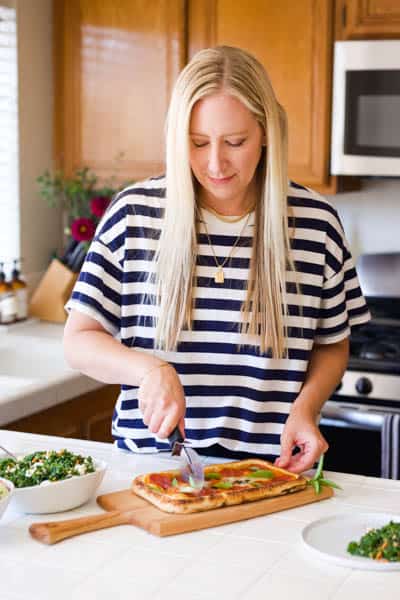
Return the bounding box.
[320,405,384,432]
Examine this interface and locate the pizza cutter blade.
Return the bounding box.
[168,427,204,490]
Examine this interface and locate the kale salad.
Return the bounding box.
[348,521,400,562]
[0,449,95,488]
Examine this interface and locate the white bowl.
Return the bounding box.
[0,477,14,520]
[11,459,107,514]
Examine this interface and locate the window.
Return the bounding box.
[0,2,18,270]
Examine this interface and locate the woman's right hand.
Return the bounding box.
[137,363,186,439]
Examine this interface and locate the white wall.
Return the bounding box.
[330,178,400,263]
[17,0,61,291]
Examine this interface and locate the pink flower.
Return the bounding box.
[71,217,96,242]
[90,195,111,218]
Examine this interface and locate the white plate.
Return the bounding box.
[301,513,400,571]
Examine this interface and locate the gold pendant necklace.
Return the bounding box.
[200,209,252,284]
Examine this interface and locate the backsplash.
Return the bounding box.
[330,178,400,262]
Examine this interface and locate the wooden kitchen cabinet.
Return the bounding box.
[189,0,358,193]
[54,0,356,194]
[54,0,186,182]
[336,0,400,40]
[4,385,119,443]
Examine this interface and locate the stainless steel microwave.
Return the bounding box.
[331,40,400,177]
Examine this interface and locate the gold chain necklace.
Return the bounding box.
[198,200,255,224]
[200,209,252,284]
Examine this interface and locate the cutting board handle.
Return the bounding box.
[29,510,132,544]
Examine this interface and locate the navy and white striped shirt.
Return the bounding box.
[66,176,370,458]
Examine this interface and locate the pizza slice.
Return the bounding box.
[132,458,307,514]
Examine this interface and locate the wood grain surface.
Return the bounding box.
[97,484,334,537]
[29,484,333,544]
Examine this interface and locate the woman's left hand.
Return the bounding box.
[274,405,328,474]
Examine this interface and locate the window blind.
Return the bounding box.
[0,3,18,270]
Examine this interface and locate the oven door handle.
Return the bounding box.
[320,405,385,431]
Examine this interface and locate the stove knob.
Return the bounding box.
[355,377,373,395]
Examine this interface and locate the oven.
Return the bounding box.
[319,253,400,479]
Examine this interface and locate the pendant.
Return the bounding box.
[214,267,224,284]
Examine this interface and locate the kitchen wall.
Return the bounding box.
[330,178,400,262]
[17,0,60,292]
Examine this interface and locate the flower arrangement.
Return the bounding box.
[37,166,125,271]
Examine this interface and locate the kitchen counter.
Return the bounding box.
[0,320,103,426]
[1,430,399,600]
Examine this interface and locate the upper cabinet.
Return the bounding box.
[54,0,186,182]
[336,0,400,39]
[189,0,342,193]
[57,1,386,194]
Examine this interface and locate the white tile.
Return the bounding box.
[0,523,49,561]
[162,559,268,599]
[362,476,400,491]
[201,535,290,569]
[97,546,189,586]
[230,514,308,543]
[340,487,400,513]
[277,498,355,522]
[241,570,341,600]
[142,528,224,556]
[34,534,124,572]
[0,557,85,600]
[272,543,352,584]
[70,574,160,600]
[324,471,368,486]
[333,569,400,600]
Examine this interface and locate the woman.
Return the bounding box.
[64,46,370,473]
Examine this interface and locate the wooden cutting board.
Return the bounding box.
[96,484,334,537]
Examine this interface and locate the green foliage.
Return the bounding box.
[36,166,119,219]
[348,521,400,562]
[308,454,342,495]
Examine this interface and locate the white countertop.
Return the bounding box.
[0,430,399,600]
[0,320,103,425]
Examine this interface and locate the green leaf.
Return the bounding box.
[148,484,163,493]
[212,481,233,489]
[205,472,221,480]
[248,470,274,479]
[171,478,178,487]
[319,478,342,490]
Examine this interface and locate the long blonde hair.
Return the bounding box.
[154,45,294,357]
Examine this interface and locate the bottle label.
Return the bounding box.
[0,293,17,323]
[16,288,28,320]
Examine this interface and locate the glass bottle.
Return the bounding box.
[10,259,28,321]
[0,262,17,324]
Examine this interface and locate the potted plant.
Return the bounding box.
[36,166,125,272]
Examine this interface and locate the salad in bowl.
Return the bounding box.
[0,449,106,514]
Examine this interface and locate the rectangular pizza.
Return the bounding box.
[132,458,307,514]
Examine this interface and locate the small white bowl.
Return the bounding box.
[0,478,14,520]
[11,459,107,514]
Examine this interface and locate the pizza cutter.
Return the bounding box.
[168,427,204,490]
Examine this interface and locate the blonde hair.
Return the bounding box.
[154,45,294,357]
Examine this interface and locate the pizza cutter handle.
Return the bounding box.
[168,426,184,448]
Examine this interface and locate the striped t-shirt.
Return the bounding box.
[66,175,370,458]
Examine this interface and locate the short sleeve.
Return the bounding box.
[314,210,370,345]
[65,196,126,337]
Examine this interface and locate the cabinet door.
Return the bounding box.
[189,0,338,192]
[54,0,186,182]
[336,0,400,40]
